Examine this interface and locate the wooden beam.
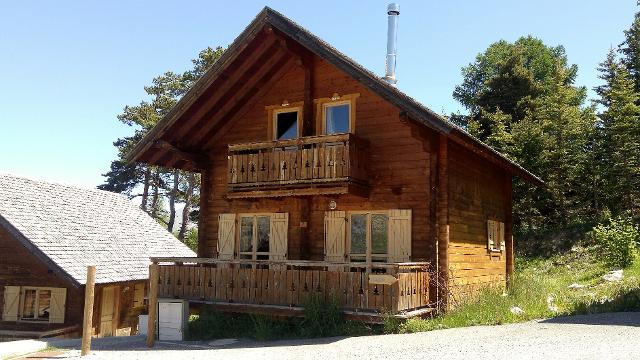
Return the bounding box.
[155,140,202,168]
[112,286,121,333]
[170,35,280,141]
[200,55,298,149]
[302,55,314,136]
[147,263,159,348]
[504,174,514,287]
[81,266,96,356]
[193,50,296,148]
[436,134,449,311]
[198,167,211,257]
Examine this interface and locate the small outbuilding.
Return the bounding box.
[0,174,195,339]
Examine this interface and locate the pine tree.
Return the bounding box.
[595,51,640,216]
[619,11,640,94]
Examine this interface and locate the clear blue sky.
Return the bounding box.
[0,1,636,188]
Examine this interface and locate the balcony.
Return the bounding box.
[227,134,368,198]
[150,258,432,320]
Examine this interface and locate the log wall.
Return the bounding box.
[200,57,435,266]
[447,142,508,302]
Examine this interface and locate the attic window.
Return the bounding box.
[324,103,350,134]
[275,110,299,140]
[316,93,359,135]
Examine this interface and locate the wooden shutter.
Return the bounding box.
[49,288,67,324]
[269,213,289,260]
[324,211,346,262]
[2,286,20,321]
[133,283,145,308]
[487,220,495,250]
[389,209,412,262]
[217,213,236,260]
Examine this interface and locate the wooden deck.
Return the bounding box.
[226,134,368,198]
[150,258,431,316]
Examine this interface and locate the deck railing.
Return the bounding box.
[150,258,430,315]
[227,134,368,195]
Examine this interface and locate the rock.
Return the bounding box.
[511,306,525,315]
[603,270,624,282]
[568,283,585,289]
[547,294,559,313]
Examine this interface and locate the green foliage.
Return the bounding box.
[187,297,373,341]
[299,295,343,338]
[183,228,199,252]
[398,247,640,333]
[100,46,223,240]
[592,214,639,268]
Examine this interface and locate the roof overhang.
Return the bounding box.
[126,7,543,186]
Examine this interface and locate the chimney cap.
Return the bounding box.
[387,3,400,15]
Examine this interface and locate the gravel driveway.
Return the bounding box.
[40,312,640,360]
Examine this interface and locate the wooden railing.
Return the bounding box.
[151,258,430,315]
[227,134,368,195]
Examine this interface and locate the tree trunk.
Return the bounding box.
[150,169,160,220]
[141,166,151,213]
[178,173,195,241]
[167,170,179,233]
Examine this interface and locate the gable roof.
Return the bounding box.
[0,173,196,287]
[127,6,542,185]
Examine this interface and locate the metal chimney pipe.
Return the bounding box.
[383,3,400,85]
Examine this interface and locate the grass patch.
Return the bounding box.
[398,246,640,333]
[186,295,376,341]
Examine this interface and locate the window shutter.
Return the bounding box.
[49,288,67,324]
[218,213,236,260]
[487,220,495,250]
[389,209,412,262]
[2,286,20,322]
[324,211,346,262]
[133,283,145,308]
[269,213,289,260]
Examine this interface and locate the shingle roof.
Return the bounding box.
[0,173,196,286]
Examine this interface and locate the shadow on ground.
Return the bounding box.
[541,311,640,327]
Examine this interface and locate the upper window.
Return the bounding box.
[316,93,359,135]
[324,102,350,134]
[349,212,389,262]
[274,109,299,140]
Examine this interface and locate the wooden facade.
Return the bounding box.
[0,221,147,338]
[129,7,541,317]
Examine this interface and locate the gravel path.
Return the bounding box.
[41,312,640,360]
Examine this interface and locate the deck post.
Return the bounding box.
[147,263,159,347]
[81,265,96,356]
[504,175,514,287]
[436,134,449,311]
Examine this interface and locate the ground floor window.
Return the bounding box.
[239,214,272,260]
[21,288,51,321]
[217,212,289,261]
[2,286,66,323]
[349,212,389,262]
[324,209,411,263]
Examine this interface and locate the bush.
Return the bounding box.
[299,295,342,337]
[592,214,639,268]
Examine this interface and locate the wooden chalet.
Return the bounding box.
[0,174,195,339]
[128,7,542,320]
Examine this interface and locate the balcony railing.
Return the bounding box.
[150,258,431,316]
[227,134,368,197]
